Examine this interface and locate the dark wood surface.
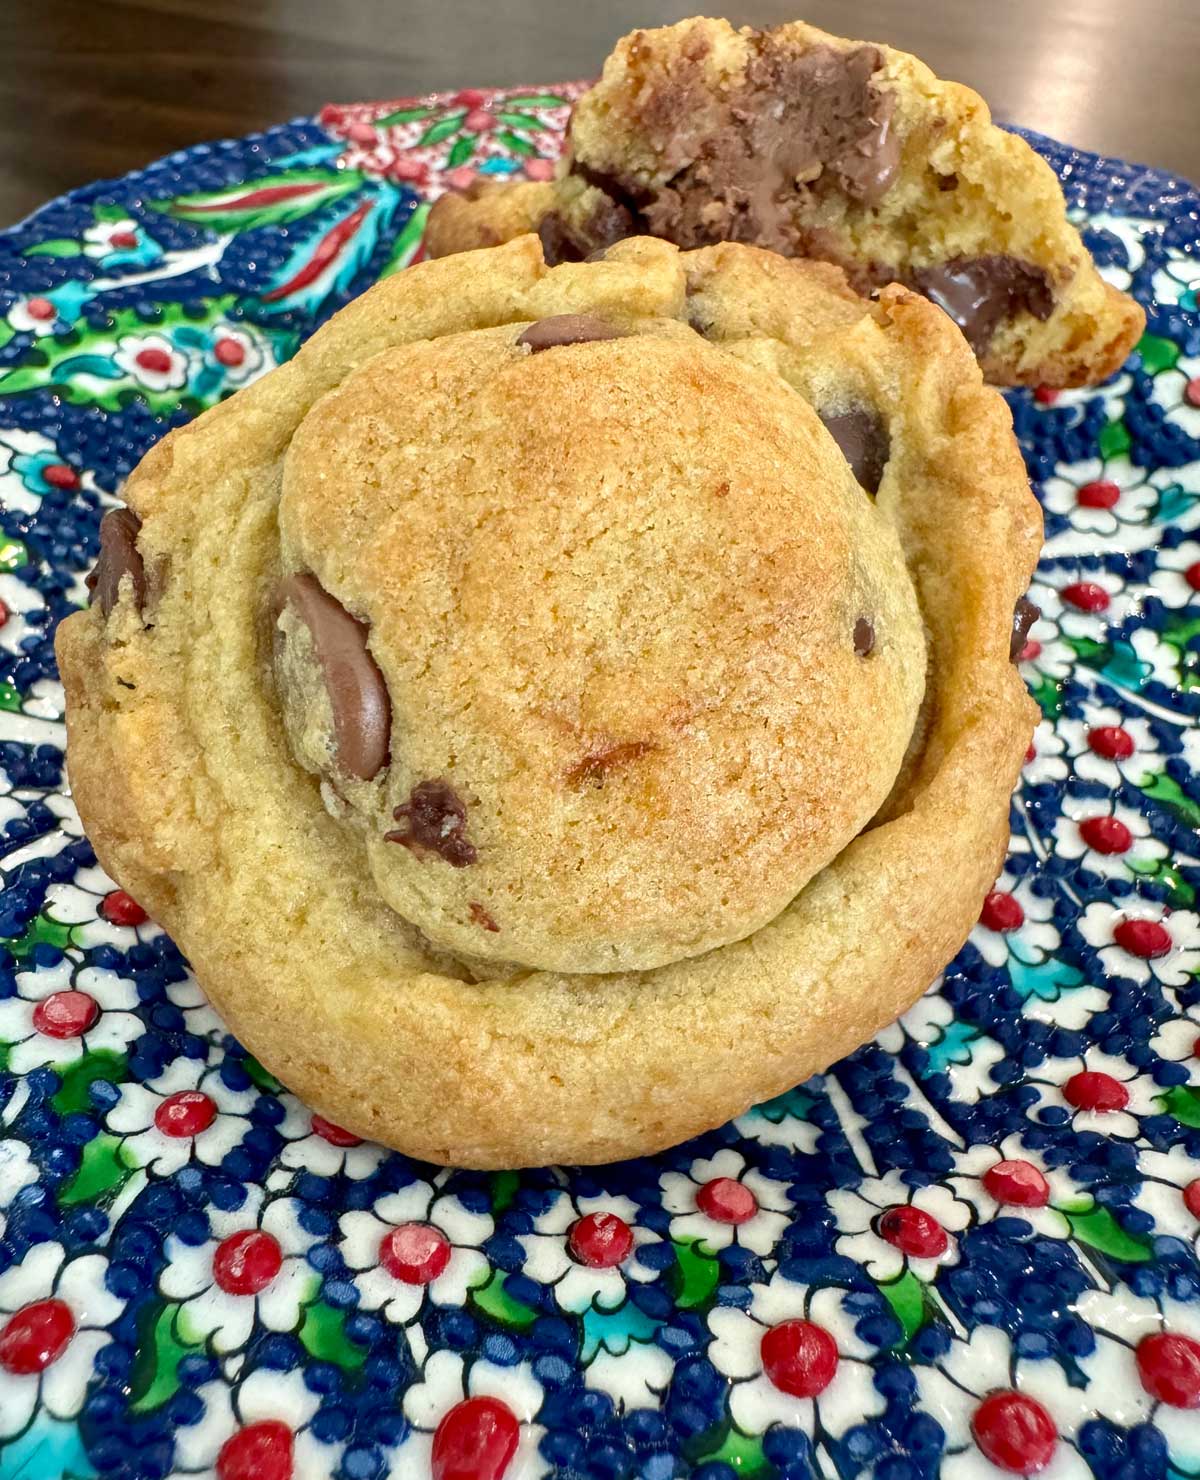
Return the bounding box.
[1,0,1196,228]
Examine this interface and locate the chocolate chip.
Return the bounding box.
[517,314,623,353]
[819,408,889,495]
[936,172,959,192]
[911,256,1054,354]
[278,574,391,782]
[854,618,875,657]
[566,740,657,788]
[1010,595,1041,661]
[86,509,146,619]
[469,901,500,932]
[386,779,477,867]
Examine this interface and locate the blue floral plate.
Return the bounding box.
[1,81,1200,1480]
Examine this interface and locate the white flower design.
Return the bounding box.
[42,859,159,948]
[0,1136,38,1240]
[949,1136,1076,1239]
[1078,901,1200,986]
[1149,351,1200,440]
[0,960,142,1073]
[1074,1290,1200,1472]
[970,867,1058,969]
[165,970,224,1040]
[660,1148,791,1258]
[398,1349,547,1480]
[104,1055,257,1174]
[1129,1146,1200,1252]
[277,1093,386,1180]
[1040,457,1160,555]
[1053,795,1169,880]
[6,294,63,335]
[828,1171,969,1284]
[1022,720,1069,785]
[83,216,142,258]
[159,1188,318,1354]
[339,1178,492,1326]
[917,1324,1093,1480]
[112,332,192,391]
[1152,539,1200,607]
[1149,1015,1200,1083]
[0,1243,125,1438]
[167,1367,337,1480]
[1028,566,1138,646]
[880,991,1006,1105]
[708,1278,883,1440]
[1150,248,1200,313]
[205,327,265,385]
[1058,701,1160,789]
[517,1188,660,1313]
[1024,1049,1163,1140]
[1016,607,1075,683]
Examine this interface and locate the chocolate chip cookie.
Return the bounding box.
[426,17,1144,389]
[57,234,1040,1167]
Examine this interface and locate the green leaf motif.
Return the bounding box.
[21,238,85,258]
[1029,673,1064,720]
[298,1297,366,1368]
[372,105,436,127]
[1059,1199,1153,1262]
[1138,770,1200,831]
[1136,332,1181,374]
[503,94,570,109]
[695,1426,775,1477]
[668,1238,721,1311]
[151,169,364,233]
[51,1050,128,1116]
[0,682,21,714]
[1156,1084,1200,1129]
[469,1268,538,1330]
[494,110,553,131]
[58,1134,137,1208]
[489,1169,520,1214]
[418,112,467,147]
[5,913,74,960]
[129,1301,203,1413]
[752,1085,815,1123]
[93,203,131,224]
[580,1300,663,1362]
[495,131,539,158]
[0,538,29,572]
[1161,612,1200,655]
[241,1054,283,1094]
[878,1269,928,1347]
[1098,419,1132,459]
[1127,855,1196,908]
[445,135,476,170]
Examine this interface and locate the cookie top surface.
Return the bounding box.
[276,306,924,972]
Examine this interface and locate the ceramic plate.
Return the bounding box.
[1,81,1199,1480]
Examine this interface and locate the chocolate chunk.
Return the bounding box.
[536,192,634,266]
[566,740,657,788]
[278,574,390,782]
[819,408,889,495]
[469,901,500,932]
[853,617,875,657]
[936,172,959,192]
[86,509,146,619]
[517,314,623,353]
[386,779,477,867]
[911,256,1054,353]
[537,213,586,267]
[1010,595,1041,661]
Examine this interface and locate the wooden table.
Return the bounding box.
[0,0,1195,228]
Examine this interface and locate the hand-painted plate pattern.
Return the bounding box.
[0,83,1198,1480]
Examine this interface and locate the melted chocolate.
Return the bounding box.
[278,574,391,782]
[1010,595,1041,661]
[517,314,623,352]
[912,256,1054,353]
[86,509,146,619]
[819,408,889,495]
[386,780,477,867]
[853,617,876,657]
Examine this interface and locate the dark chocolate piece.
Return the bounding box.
[853,617,876,657]
[517,314,623,353]
[387,780,477,867]
[911,256,1054,353]
[86,509,146,619]
[819,408,889,495]
[278,573,391,782]
[1010,595,1041,661]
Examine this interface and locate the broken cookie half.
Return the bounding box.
[426,16,1143,388]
